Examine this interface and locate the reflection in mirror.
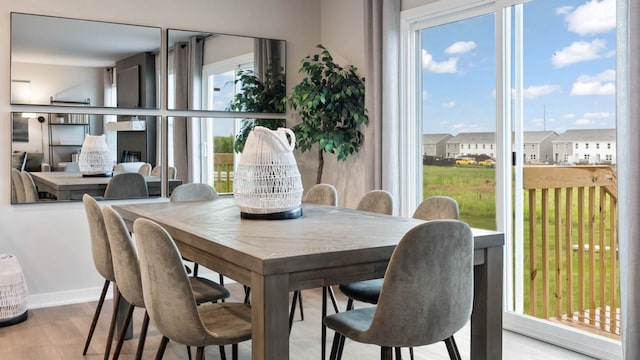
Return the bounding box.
[11,112,169,204]
[167,29,285,112]
[10,13,161,109]
[167,117,285,196]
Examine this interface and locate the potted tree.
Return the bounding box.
[287,45,368,184]
[227,65,286,153]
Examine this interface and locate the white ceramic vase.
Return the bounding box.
[78,134,113,176]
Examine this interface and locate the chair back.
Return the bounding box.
[103,206,145,307]
[104,173,149,199]
[367,220,473,347]
[133,218,209,346]
[138,163,152,176]
[170,183,219,202]
[356,190,393,215]
[20,171,39,203]
[82,194,115,281]
[413,196,459,220]
[11,168,25,203]
[303,183,338,206]
[151,165,177,179]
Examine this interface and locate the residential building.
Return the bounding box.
[552,129,617,165]
[521,131,558,164]
[445,132,496,159]
[421,133,452,157]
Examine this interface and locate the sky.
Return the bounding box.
[421,0,616,135]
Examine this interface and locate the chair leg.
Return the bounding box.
[394,347,403,360]
[219,345,227,360]
[298,290,304,320]
[243,286,251,304]
[232,343,239,360]
[346,298,354,311]
[186,346,192,360]
[196,346,205,360]
[289,290,299,333]
[329,332,341,360]
[336,333,346,360]
[322,287,328,360]
[327,286,339,313]
[83,279,110,355]
[155,336,169,360]
[444,336,461,360]
[219,274,225,303]
[103,288,121,360]
[381,346,393,360]
[409,347,414,360]
[134,311,150,360]
[111,303,135,359]
[193,262,199,276]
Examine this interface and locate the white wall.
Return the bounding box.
[1,0,323,308]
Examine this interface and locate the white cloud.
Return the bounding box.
[445,41,477,55]
[523,84,562,99]
[556,6,574,15]
[564,0,615,36]
[552,39,608,67]
[576,118,594,125]
[571,69,616,95]
[442,101,456,108]
[577,69,615,82]
[422,90,429,101]
[563,113,576,119]
[451,123,465,130]
[422,49,458,73]
[583,112,611,119]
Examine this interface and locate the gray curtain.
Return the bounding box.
[618,0,639,358]
[171,37,204,183]
[254,38,283,83]
[364,0,401,212]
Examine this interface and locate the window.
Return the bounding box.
[608,143,611,149]
[586,143,589,149]
[575,143,579,149]
[597,143,600,149]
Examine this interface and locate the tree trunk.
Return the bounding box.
[316,149,324,184]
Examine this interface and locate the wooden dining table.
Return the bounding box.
[29,171,182,200]
[113,197,504,360]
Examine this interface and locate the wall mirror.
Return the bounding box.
[11,112,165,204]
[10,13,161,109]
[167,29,286,113]
[166,116,285,196]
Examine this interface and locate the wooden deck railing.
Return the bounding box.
[523,165,619,338]
[214,153,234,193]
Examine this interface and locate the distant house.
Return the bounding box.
[445,132,496,159]
[521,131,558,164]
[422,133,453,157]
[552,129,616,165]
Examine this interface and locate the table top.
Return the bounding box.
[113,197,504,277]
[30,171,171,189]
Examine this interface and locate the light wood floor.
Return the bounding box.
[0,283,595,360]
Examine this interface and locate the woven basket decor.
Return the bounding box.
[0,254,28,325]
[234,126,303,219]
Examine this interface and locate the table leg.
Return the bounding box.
[471,246,503,360]
[251,272,290,360]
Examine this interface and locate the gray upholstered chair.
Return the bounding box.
[413,195,460,221]
[170,183,219,202]
[169,183,220,279]
[104,172,149,199]
[20,171,39,203]
[355,190,394,215]
[338,194,460,359]
[303,183,339,206]
[82,194,118,358]
[151,165,177,179]
[103,206,231,360]
[324,220,474,360]
[137,163,152,176]
[133,218,252,360]
[11,168,26,203]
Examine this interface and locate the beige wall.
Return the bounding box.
[1,0,324,306]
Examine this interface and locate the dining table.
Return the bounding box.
[29,171,182,200]
[113,197,504,360]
